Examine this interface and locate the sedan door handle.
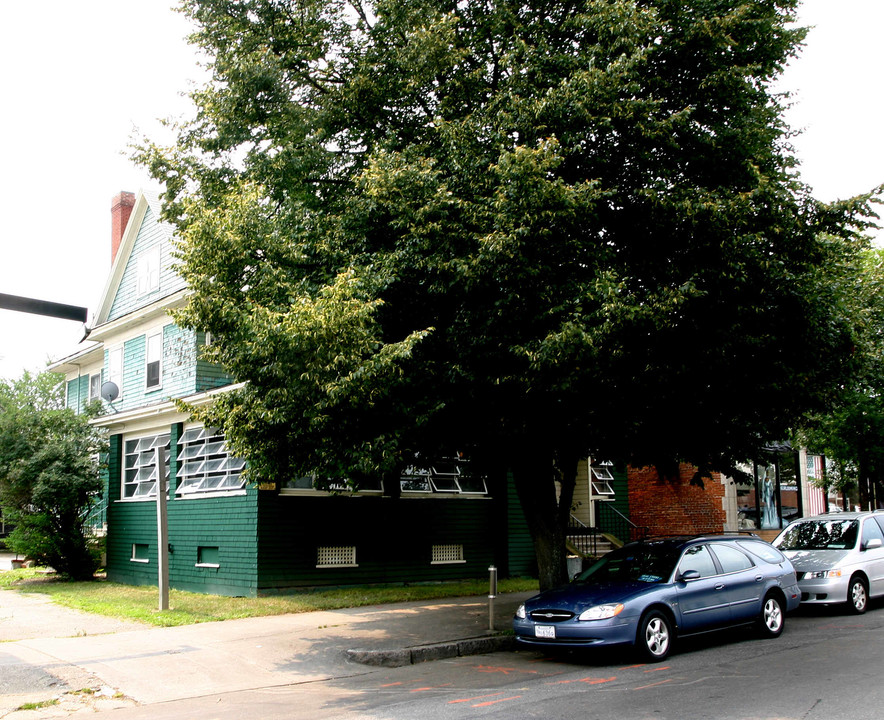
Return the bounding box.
[755,575,764,582]
[715,584,725,591]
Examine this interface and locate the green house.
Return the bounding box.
[51,191,537,596]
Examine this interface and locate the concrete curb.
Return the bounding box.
[346,634,516,668]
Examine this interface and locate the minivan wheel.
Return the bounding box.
[636,610,672,662]
[848,576,868,614]
[757,593,784,638]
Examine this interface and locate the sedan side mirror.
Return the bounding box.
[864,538,883,551]
[679,569,701,582]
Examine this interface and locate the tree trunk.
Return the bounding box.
[511,446,579,592]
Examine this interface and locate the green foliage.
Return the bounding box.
[798,247,884,505]
[138,0,878,588]
[0,371,107,580]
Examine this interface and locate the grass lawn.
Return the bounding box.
[0,568,538,627]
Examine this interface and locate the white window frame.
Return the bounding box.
[123,433,170,500]
[316,545,358,568]
[88,373,102,402]
[145,331,163,391]
[195,546,221,568]
[431,544,466,565]
[136,245,161,297]
[175,426,247,496]
[108,346,124,401]
[130,543,150,563]
[400,454,488,496]
[590,460,615,496]
[280,475,382,494]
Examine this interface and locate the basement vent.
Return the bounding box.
[316,545,357,568]
[431,544,465,565]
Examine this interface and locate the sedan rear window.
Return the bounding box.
[775,520,859,551]
[737,540,786,564]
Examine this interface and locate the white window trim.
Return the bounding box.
[316,545,358,568]
[431,544,466,565]
[122,432,170,500]
[195,546,221,568]
[145,330,163,391]
[136,245,161,298]
[130,544,150,564]
[175,425,247,497]
[88,373,102,402]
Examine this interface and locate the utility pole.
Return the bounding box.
[155,447,170,611]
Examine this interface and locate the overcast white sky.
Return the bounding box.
[1,0,882,381]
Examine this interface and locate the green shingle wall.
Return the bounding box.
[611,463,629,518]
[105,430,259,597]
[105,429,537,597]
[256,493,498,591]
[505,471,536,577]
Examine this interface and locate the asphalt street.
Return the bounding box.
[3,575,884,720]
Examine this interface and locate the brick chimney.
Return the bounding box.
[111,191,136,264]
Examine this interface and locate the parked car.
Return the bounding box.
[513,535,800,662]
[772,511,884,614]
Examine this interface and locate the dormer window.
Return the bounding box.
[136,246,161,297]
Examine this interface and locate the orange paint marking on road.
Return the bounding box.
[448,693,506,704]
[633,679,674,690]
[580,676,617,685]
[620,664,646,669]
[547,676,616,686]
[473,664,538,675]
[410,684,453,693]
[379,682,403,687]
[643,666,671,673]
[472,695,523,707]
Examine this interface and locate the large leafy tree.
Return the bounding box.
[799,247,884,511]
[0,371,106,580]
[139,0,877,589]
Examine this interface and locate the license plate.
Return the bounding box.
[535,625,556,639]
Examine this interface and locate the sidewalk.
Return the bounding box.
[0,564,534,717]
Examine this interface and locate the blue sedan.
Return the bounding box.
[513,535,800,661]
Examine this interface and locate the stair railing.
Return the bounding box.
[595,502,649,544]
[567,514,599,557]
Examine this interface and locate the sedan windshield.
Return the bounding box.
[776,520,859,551]
[575,545,679,584]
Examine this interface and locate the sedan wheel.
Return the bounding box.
[758,594,784,638]
[848,577,868,614]
[637,611,672,662]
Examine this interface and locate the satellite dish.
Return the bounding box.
[100,381,119,402]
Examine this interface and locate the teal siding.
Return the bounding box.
[66,376,89,412]
[107,205,186,322]
[195,332,235,392]
[162,325,199,398]
[102,326,232,411]
[256,494,497,591]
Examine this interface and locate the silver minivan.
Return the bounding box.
[773,512,884,613]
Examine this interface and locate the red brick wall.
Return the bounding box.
[628,464,727,536]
